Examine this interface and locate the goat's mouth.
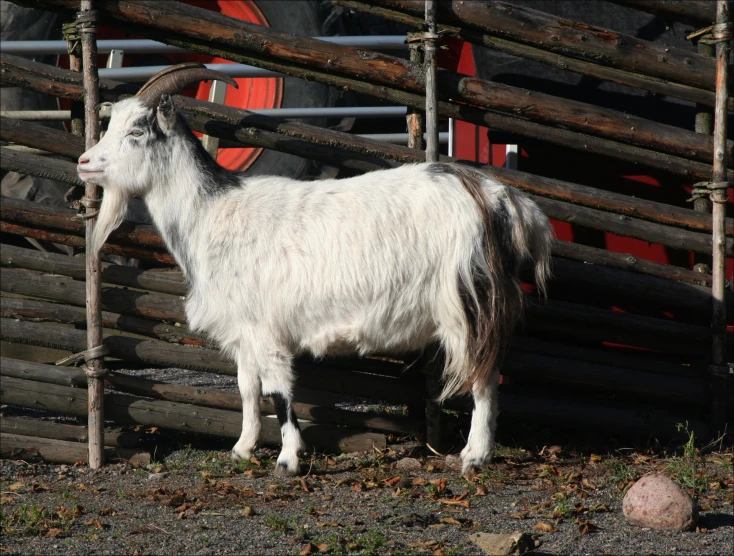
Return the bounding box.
[77,169,104,178]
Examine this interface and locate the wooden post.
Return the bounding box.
[709,0,731,435]
[78,0,105,469]
[423,0,439,162]
[693,36,715,274]
[406,33,425,150]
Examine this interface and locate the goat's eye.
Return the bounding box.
[129,130,144,137]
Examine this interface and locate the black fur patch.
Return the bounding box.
[271,393,300,431]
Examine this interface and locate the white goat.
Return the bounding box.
[77,64,553,476]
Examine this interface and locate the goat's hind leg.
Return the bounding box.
[460,370,500,475]
[261,356,304,477]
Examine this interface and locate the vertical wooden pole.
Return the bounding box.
[709,0,730,435]
[78,0,105,469]
[424,0,439,163]
[693,40,714,274]
[406,33,426,151]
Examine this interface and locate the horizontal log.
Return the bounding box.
[535,196,731,256]
[1,296,205,346]
[0,319,425,406]
[1,195,166,252]
[0,375,386,453]
[336,0,726,110]
[504,351,709,406]
[608,0,719,26]
[0,357,419,435]
[551,240,713,285]
[524,297,718,356]
[1,243,186,296]
[0,222,175,264]
[7,115,730,237]
[491,165,732,236]
[0,432,150,466]
[1,267,187,322]
[2,264,720,355]
[0,146,83,186]
[363,0,720,92]
[3,12,729,172]
[0,415,141,448]
[547,257,720,317]
[0,116,85,159]
[496,390,710,439]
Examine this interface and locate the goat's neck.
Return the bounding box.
[143,160,210,281]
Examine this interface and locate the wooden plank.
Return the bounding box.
[0,416,142,448]
[0,376,386,453]
[0,432,150,466]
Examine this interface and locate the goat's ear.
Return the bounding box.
[156,94,176,134]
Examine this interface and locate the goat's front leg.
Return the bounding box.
[231,358,262,461]
[460,370,500,475]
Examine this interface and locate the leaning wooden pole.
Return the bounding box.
[423,0,439,162]
[709,0,730,434]
[78,0,106,469]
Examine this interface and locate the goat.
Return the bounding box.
[77,64,553,476]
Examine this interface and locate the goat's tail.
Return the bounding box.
[435,164,553,402]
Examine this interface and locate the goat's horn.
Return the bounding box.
[135,62,238,106]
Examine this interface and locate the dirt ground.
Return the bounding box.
[1,431,732,555]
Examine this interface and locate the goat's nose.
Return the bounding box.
[78,156,90,165]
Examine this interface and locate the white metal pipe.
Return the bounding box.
[1,110,72,121]
[2,36,408,56]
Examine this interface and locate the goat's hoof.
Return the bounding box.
[273,461,300,477]
[460,454,492,476]
[230,444,254,462]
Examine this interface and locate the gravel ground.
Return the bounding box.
[1,437,732,555]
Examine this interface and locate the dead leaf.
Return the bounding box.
[384,476,400,487]
[298,478,311,492]
[533,521,558,533]
[588,503,609,513]
[474,484,487,496]
[581,478,596,490]
[44,528,63,538]
[437,497,470,508]
[8,482,25,492]
[412,478,427,486]
[83,519,104,530]
[440,517,463,526]
[589,454,602,463]
[316,520,341,527]
[249,456,262,467]
[577,519,599,535]
[241,506,254,518]
[31,484,49,492]
[99,508,117,517]
[507,512,527,520]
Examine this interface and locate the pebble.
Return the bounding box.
[396,457,422,470]
[147,472,169,480]
[622,473,698,531]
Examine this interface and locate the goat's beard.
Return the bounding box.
[90,188,129,258]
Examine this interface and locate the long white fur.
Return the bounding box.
[78,97,553,475]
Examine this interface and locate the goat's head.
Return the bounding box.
[76,63,237,255]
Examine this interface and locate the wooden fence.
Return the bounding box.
[1,0,731,465]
